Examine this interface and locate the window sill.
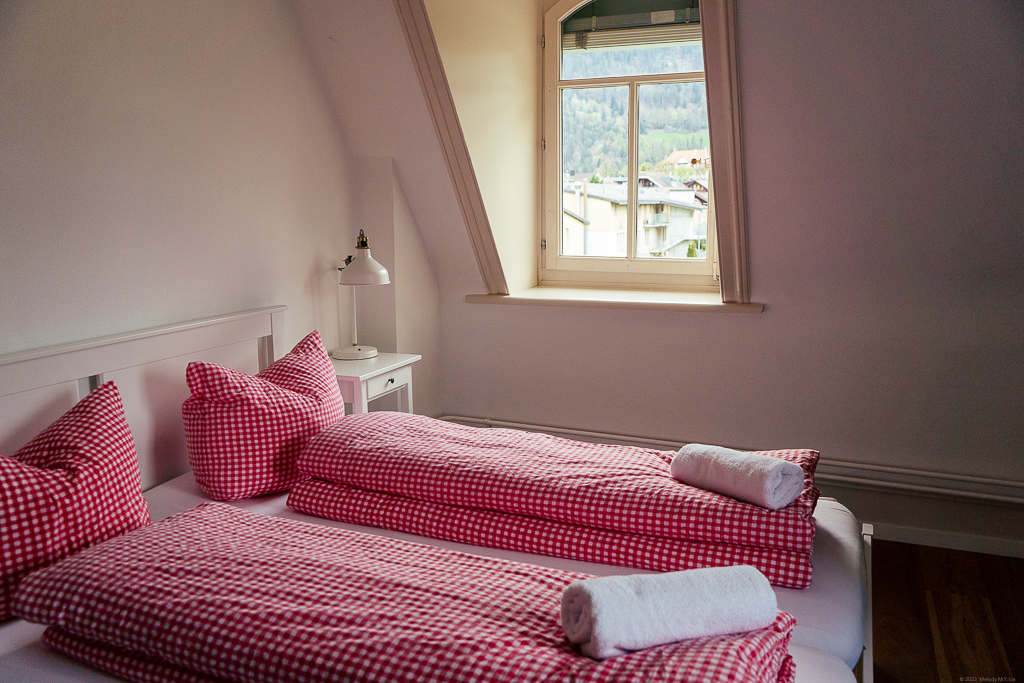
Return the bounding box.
[465,288,764,313]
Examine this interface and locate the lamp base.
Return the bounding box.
[331,345,379,361]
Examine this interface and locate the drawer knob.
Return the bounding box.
[387,377,395,385]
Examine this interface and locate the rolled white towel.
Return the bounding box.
[561,565,778,659]
[670,443,805,510]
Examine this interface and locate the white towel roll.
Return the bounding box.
[670,443,805,510]
[561,565,778,659]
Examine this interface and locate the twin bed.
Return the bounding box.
[0,307,872,683]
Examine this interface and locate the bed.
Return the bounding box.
[0,307,871,683]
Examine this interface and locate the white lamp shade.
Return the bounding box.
[339,248,390,286]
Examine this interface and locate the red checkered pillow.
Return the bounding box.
[0,381,150,621]
[182,330,345,501]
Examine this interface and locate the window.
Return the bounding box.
[542,0,749,301]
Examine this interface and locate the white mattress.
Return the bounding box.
[0,630,856,683]
[0,472,866,682]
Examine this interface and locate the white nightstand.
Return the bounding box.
[331,353,422,414]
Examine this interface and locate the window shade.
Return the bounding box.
[563,22,702,51]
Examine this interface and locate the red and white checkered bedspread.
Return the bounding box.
[297,412,820,552]
[288,478,815,588]
[14,503,796,683]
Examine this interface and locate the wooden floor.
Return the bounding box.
[872,539,1024,682]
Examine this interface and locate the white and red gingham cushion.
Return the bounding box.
[0,381,150,621]
[14,504,795,683]
[297,412,820,553]
[182,330,344,501]
[287,478,814,588]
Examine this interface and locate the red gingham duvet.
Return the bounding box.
[288,477,814,588]
[296,413,820,552]
[14,504,796,683]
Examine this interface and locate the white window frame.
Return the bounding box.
[541,0,750,302]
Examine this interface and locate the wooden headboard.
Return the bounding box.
[0,307,286,490]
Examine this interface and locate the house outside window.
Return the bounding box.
[542,0,748,299]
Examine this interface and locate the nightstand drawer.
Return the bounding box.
[366,365,412,401]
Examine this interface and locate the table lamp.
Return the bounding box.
[332,229,390,360]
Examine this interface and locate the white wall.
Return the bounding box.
[6,0,1019,544]
[394,181,442,418]
[349,157,442,418]
[0,0,354,356]
[425,0,1024,544]
[289,0,484,296]
[422,0,540,293]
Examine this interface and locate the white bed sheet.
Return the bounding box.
[0,472,865,683]
[0,632,856,683]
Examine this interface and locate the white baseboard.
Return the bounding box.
[815,459,1024,506]
[868,522,1024,559]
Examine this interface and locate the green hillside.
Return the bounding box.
[646,129,709,152]
[560,45,710,178]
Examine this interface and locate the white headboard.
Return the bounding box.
[0,306,286,490]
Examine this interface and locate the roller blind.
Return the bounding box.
[562,7,701,52]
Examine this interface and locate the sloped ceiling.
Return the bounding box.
[289,0,483,292]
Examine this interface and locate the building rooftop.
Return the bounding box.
[663,149,710,166]
[565,180,706,211]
